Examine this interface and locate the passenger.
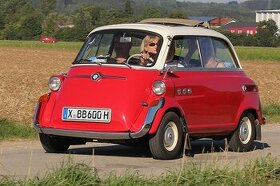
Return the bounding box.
[200,38,224,68]
[165,41,184,68]
[140,35,160,66]
[113,35,132,63]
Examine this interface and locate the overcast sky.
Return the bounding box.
[176,0,248,3]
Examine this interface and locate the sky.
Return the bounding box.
[176,0,248,3]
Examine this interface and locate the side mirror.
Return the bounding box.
[162,66,175,79]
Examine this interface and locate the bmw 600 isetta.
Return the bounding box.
[34,18,265,159]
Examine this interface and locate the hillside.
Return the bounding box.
[26,0,256,22]
[241,0,280,10]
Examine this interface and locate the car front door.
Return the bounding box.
[166,36,242,135]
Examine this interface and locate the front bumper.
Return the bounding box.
[34,98,164,140]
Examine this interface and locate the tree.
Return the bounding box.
[143,7,161,19]
[1,0,42,40]
[42,13,68,36]
[20,14,42,39]
[124,0,133,16]
[168,11,185,19]
[256,19,278,47]
[69,5,102,41]
[40,0,56,16]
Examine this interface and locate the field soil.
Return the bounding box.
[0,47,279,124]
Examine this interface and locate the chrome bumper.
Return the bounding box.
[34,98,164,140]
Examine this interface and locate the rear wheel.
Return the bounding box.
[39,133,70,153]
[149,112,184,159]
[229,112,256,152]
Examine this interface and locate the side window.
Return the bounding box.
[199,37,236,68]
[212,39,236,68]
[165,36,202,69]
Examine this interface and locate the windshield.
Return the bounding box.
[73,30,162,67]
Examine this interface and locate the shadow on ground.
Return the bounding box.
[66,139,270,158]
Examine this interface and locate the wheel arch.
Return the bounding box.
[148,105,188,135]
[234,108,259,140]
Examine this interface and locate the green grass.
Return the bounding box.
[235,46,280,62]
[0,119,37,141]
[0,40,82,51]
[1,41,280,62]
[263,104,280,123]
[1,155,279,185]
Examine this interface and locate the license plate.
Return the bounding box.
[62,107,111,123]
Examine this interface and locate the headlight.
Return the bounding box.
[48,76,61,91]
[152,80,166,95]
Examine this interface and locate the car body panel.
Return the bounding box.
[34,21,264,143]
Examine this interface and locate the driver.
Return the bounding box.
[140,35,160,66]
[113,35,132,63]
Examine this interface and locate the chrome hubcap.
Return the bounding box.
[164,122,178,151]
[239,117,252,144]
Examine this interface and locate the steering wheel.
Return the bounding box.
[126,53,154,67]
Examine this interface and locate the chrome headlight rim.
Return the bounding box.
[48,76,61,91]
[152,80,166,96]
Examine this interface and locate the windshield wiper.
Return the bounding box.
[75,58,102,66]
[75,58,91,64]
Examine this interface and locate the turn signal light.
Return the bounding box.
[39,93,50,103]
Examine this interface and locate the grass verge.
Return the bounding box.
[1,41,280,62]
[0,119,37,141]
[0,155,279,185]
[235,46,280,62]
[262,104,280,124]
[0,40,82,51]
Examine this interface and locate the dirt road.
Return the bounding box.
[0,124,279,178]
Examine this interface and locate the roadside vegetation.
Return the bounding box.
[0,155,279,185]
[2,40,280,62]
[0,40,82,51]
[236,47,280,62]
[263,104,280,123]
[0,119,37,141]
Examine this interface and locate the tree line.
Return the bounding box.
[219,19,279,47]
[0,0,279,47]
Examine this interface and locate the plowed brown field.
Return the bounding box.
[0,47,279,124]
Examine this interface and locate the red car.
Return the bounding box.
[39,35,57,43]
[34,18,265,159]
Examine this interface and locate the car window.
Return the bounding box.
[212,38,236,68]
[198,37,236,69]
[73,30,162,67]
[165,36,202,69]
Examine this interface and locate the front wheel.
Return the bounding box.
[39,133,70,153]
[149,112,184,160]
[229,112,256,152]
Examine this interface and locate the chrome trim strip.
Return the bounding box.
[33,98,164,140]
[130,98,164,138]
[33,102,40,127]
[33,123,131,139]
[70,73,127,80]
